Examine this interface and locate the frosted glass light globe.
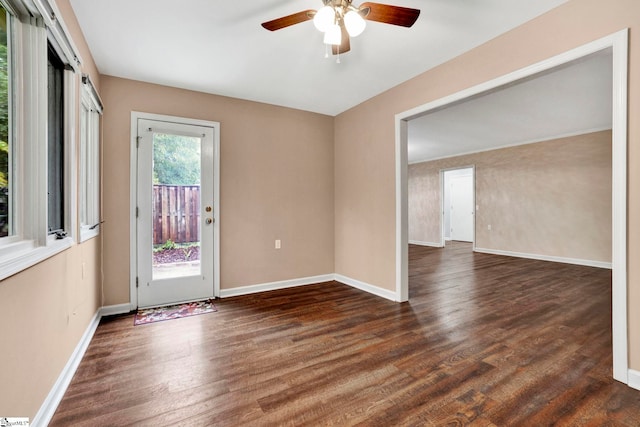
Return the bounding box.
[344,10,366,37]
[323,23,342,45]
[314,6,336,32]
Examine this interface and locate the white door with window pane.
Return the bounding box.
[136,118,217,308]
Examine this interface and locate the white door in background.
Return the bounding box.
[136,118,216,308]
[449,174,474,242]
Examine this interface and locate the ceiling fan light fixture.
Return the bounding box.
[261,1,421,56]
[313,5,335,32]
[344,10,366,37]
[323,23,342,45]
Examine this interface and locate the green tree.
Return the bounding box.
[0,9,9,187]
[152,133,201,185]
[0,8,9,237]
[0,53,7,187]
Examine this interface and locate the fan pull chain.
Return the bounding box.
[336,46,341,64]
[324,44,329,59]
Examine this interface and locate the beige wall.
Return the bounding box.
[0,241,101,416]
[100,77,335,305]
[0,0,102,417]
[334,0,640,368]
[409,131,612,263]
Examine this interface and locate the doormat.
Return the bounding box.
[134,299,217,325]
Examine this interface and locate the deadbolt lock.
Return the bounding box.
[205,206,212,212]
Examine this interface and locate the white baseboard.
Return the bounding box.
[32,309,102,427]
[473,247,612,269]
[409,240,443,248]
[628,369,640,391]
[219,273,398,303]
[101,303,133,316]
[219,274,335,298]
[334,274,397,302]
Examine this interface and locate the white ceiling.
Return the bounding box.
[68,0,568,116]
[407,50,613,163]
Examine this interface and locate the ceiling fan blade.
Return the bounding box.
[332,21,351,55]
[261,10,316,31]
[359,2,420,27]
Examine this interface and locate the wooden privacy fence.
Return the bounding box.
[153,185,200,245]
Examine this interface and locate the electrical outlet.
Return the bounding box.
[275,239,281,249]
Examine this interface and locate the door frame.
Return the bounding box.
[395,30,629,383]
[129,111,221,309]
[441,166,475,247]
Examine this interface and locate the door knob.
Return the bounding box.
[205,218,213,225]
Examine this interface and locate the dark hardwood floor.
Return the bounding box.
[50,242,640,425]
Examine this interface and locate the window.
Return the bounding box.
[0,5,11,239]
[80,75,102,241]
[48,43,65,236]
[0,0,83,279]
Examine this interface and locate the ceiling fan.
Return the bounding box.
[261,0,420,57]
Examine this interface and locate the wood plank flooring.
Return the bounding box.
[50,242,640,425]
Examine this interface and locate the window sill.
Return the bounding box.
[0,237,74,281]
[80,227,99,243]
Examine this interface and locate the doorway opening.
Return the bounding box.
[442,167,474,246]
[395,30,628,384]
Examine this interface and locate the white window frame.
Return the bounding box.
[0,0,81,280]
[79,74,102,242]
